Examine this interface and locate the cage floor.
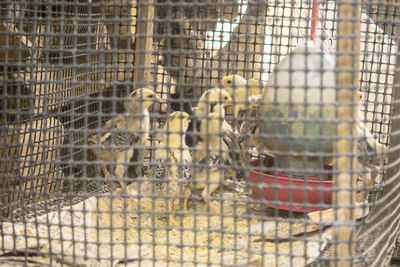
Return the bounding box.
[0,178,334,267]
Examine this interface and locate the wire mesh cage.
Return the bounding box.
[0,0,399,266]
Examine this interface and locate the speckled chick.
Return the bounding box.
[237,94,267,153]
[89,88,162,192]
[220,75,273,161]
[153,111,192,227]
[220,74,264,128]
[193,88,234,139]
[193,112,230,214]
[189,88,234,149]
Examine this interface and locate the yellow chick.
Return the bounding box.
[193,88,232,119]
[153,111,192,227]
[89,88,162,192]
[193,88,234,138]
[219,75,272,161]
[220,74,264,120]
[248,78,264,96]
[193,88,237,154]
[193,112,230,213]
[193,88,239,179]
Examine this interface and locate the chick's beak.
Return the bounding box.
[154,93,164,103]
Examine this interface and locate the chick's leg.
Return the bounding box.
[168,193,182,227]
[201,172,221,214]
[101,165,111,180]
[168,199,178,227]
[114,165,127,191]
[170,186,190,226]
[183,186,191,212]
[168,180,181,227]
[114,149,134,192]
[201,186,221,213]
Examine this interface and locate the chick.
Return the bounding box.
[89,88,162,192]
[219,75,272,161]
[221,74,263,98]
[153,111,192,227]
[248,78,264,96]
[192,88,238,169]
[324,92,387,168]
[355,93,386,201]
[220,74,264,123]
[190,88,234,145]
[237,95,264,151]
[193,88,232,120]
[356,92,387,167]
[193,112,230,213]
[356,124,386,166]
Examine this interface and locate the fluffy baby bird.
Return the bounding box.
[193,112,230,213]
[237,95,266,153]
[153,111,192,227]
[193,88,232,126]
[89,88,162,192]
[220,75,272,161]
[194,88,234,135]
[324,92,387,168]
[220,74,264,123]
[356,92,387,166]
[190,88,234,145]
[191,88,242,179]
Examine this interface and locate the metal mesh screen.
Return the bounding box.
[0,0,399,266]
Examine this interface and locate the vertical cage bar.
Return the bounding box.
[134,0,154,86]
[333,0,361,266]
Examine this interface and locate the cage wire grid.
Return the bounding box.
[0,0,399,266]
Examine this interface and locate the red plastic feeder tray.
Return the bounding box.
[248,159,333,212]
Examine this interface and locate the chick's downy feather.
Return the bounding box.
[237,94,263,148]
[188,88,233,147]
[89,88,161,192]
[153,111,192,226]
[193,88,232,119]
[193,112,230,213]
[220,74,264,123]
[220,75,273,161]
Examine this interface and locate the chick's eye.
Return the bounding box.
[227,80,232,84]
[149,94,154,98]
